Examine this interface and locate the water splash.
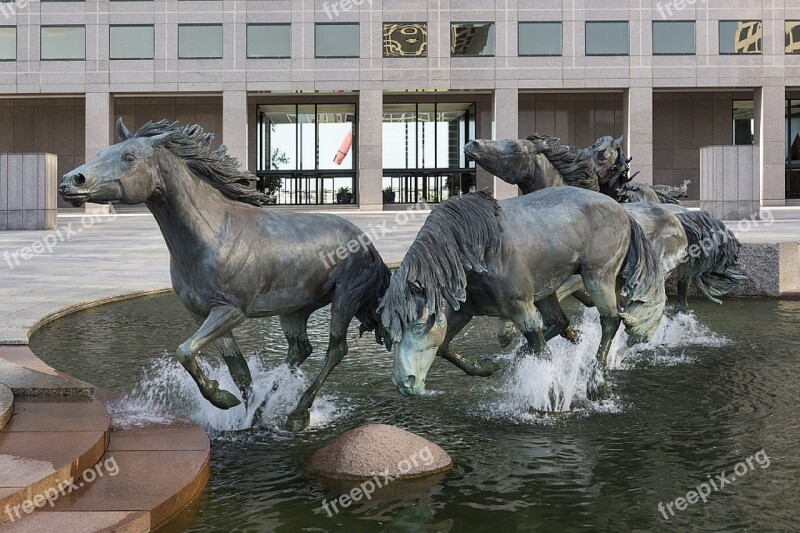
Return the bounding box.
[116,352,347,432]
[483,307,728,419]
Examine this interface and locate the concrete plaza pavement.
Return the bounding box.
[0,209,798,345]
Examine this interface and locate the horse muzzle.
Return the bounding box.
[59,172,92,206]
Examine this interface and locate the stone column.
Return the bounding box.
[223,90,249,170]
[357,89,383,211]
[493,88,519,200]
[84,92,112,214]
[754,85,786,207]
[623,87,654,185]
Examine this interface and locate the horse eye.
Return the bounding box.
[123,153,136,162]
[410,283,423,295]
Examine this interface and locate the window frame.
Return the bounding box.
[246,23,292,59]
[584,20,630,57]
[651,20,696,56]
[109,24,155,60]
[450,21,496,58]
[177,23,223,60]
[314,22,360,59]
[517,21,563,57]
[718,20,763,55]
[0,26,16,62]
[40,25,86,61]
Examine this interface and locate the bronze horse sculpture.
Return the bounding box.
[59,119,393,431]
[464,134,746,313]
[380,188,667,401]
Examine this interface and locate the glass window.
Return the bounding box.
[256,103,357,205]
[41,26,85,60]
[451,22,495,57]
[109,25,154,60]
[0,27,15,61]
[653,21,695,55]
[382,102,476,204]
[315,24,359,58]
[247,24,291,59]
[719,21,762,55]
[786,21,800,54]
[518,22,562,56]
[178,24,222,59]
[585,21,629,56]
[787,99,800,199]
[383,23,427,57]
[733,100,754,145]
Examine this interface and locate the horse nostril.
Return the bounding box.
[71,173,86,187]
[403,375,416,389]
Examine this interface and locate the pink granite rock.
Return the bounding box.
[306,424,453,481]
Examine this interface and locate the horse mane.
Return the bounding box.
[134,120,270,206]
[526,133,600,191]
[379,192,503,342]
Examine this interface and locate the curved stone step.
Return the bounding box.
[0,384,12,432]
[0,397,110,526]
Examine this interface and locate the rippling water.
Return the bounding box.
[30,294,800,531]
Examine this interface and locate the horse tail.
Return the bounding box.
[356,245,394,350]
[674,211,747,304]
[618,214,667,344]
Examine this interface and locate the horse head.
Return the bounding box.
[464,138,540,186]
[60,118,167,206]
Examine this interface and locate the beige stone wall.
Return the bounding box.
[0,98,85,209]
[518,93,625,149]
[114,96,224,147]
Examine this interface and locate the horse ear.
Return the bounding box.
[116,118,132,142]
[612,135,624,149]
[145,132,171,147]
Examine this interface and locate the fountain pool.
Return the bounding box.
[29,294,800,531]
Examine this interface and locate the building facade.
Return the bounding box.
[0,0,798,210]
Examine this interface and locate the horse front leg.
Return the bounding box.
[582,277,622,401]
[675,276,689,313]
[438,311,501,377]
[178,306,245,409]
[285,310,350,432]
[510,300,548,355]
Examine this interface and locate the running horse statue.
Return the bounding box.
[59,119,393,431]
[380,188,667,401]
[464,134,746,314]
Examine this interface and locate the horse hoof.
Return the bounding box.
[562,326,582,345]
[285,409,310,432]
[497,333,516,348]
[476,357,502,377]
[586,367,608,401]
[209,388,242,410]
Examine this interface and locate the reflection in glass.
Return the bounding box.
[178,25,223,59]
[41,26,85,60]
[786,22,800,54]
[719,21,762,54]
[256,103,356,205]
[382,102,476,203]
[0,27,15,60]
[110,25,154,60]
[652,21,695,55]
[518,22,562,56]
[315,24,359,58]
[247,24,291,58]
[785,99,800,198]
[585,21,629,56]
[451,23,495,57]
[383,23,427,57]
[733,100,754,145]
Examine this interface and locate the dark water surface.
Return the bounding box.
[30,294,800,532]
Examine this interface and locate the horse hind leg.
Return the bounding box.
[285,302,351,432]
[581,275,622,401]
[215,332,253,405]
[178,306,246,409]
[280,310,314,368]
